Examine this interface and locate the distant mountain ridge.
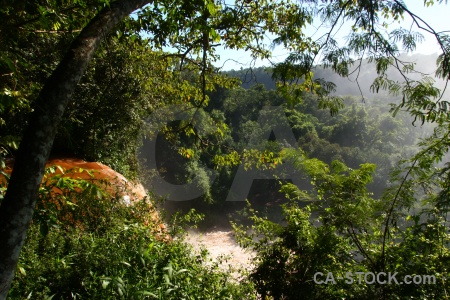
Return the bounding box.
[224,53,443,99]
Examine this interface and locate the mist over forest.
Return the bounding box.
[228,53,447,98]
[160,53,439,228]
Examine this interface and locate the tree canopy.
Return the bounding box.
[0,0,450,298]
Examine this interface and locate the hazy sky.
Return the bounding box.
[215,1,449,71]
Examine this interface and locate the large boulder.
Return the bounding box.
[1,157,146,203]
[1,158,169,239]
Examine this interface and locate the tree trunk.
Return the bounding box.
[0,0,150,297]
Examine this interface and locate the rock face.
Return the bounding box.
[1,158,169,239]
[1,157,147,203]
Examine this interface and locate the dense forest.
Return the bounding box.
[1,0,450,299]
[158,62,436,227]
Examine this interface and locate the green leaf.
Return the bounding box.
[209,28,220,43]
[206,1,217,16]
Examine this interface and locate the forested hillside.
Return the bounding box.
[1,0,450,299]
[160,61,436,227]
[227,53,445,98]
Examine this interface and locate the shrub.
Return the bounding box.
[8,167,255,299]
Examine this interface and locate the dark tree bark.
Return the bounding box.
[0,0,151,297]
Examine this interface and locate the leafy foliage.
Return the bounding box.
[234,149,450,299]
[8,167,255,299]
[2,0,450,299]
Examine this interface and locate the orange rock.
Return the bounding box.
[1,157,170,240]
[1,157,147,203]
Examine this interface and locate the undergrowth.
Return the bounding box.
[6,167,255,299]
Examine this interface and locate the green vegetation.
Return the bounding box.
[233,149,450,298]
[206,84,428,200]
[1,0,450,299]
[9,167,254,299]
